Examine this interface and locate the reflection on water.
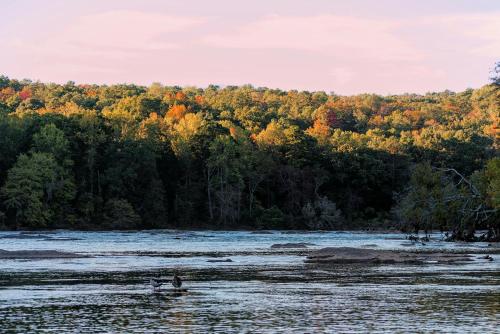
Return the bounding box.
[0,231,499,333]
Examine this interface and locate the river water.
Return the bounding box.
[0,230,498,333]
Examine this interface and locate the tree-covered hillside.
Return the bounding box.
[0,75,498,239]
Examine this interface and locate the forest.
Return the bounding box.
[0,72,498,240]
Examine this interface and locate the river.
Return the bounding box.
[0,230,498,333]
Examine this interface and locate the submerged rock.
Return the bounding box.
[0,234,81,241]
[271,243,315,249]
[207,258,233,263]
[0,234,52,240]
[43,237,82,241]
[0,249,88,259]
[305,247,472,265]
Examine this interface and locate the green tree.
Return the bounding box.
[395,163,458,235]
[102,198,141,229]
[302,196,343,230]
[2,153,59,227]
[484,158,500,209]
[32,123,72,165]
[207,135,245,225]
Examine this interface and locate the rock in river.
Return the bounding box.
[271,243,315,249]
[0,249,89,259]
[207,258,233,263]
[305,247,472,265]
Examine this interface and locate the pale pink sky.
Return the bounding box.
[1,0,499,94]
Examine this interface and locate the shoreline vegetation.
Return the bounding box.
[0,74,498,241]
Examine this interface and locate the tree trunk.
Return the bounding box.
[207,168,213,220]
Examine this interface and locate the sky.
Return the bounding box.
[1,0,499,95]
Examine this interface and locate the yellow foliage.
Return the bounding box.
[137,112,169,141]
[254,121,287,148]
[174,113,205,140]
[0,87,15,101]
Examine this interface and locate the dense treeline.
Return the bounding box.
[0,74,498,239]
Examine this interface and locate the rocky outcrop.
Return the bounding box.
[0,249,88,259]
[271,243,316,249]
[207,258,233,263]
[305,247,472,265]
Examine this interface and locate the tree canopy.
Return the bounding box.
[0,75,497,239]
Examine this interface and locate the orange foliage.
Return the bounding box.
[85,89,98,97]
[175,91,186,101]
[148,112,158,121]
[424,119,438,127]
[195,95,204,105]
[306,120,331,143]
[484,121,499,145]
[164,92,175,100]
[0,87,15,101]
[403,109,424,123]
[369,115,385,127]
[166,104,188,121]
[443,102,460,113]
